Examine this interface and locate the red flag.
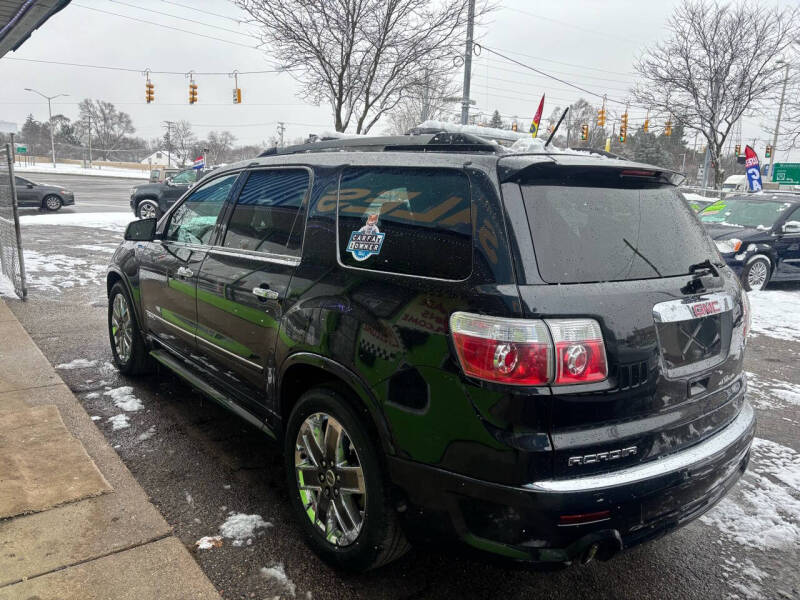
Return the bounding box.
[530,94,545,138]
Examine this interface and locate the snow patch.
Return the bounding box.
[260,563,296,597]
[90,415,101,421]
[15,163,148,179]
[20,249,107,292]
[745,371,800,410]
[185,491,194,505]
[137,426,156,441]
[219,512,272,547]
[56,358,97,370]
[103,386,143,411]
[747,290,800,342]
[108,414,130,430]
[75,244,116,253]
[85,392,100,399]
[0,273,16,298]
[20,212,134,233]
[194,536,222,550]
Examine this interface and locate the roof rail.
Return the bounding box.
[258,132,501,157]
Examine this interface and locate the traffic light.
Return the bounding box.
[597,107,606,128]
[189,82,198,104]
[619,112,628,143]
[580,124,588,141]
[145,81,154,104]
[765,145,772,158]
[511,121,518,132]
[734,144,741,156]
[233,88,242,104]
[664,120,672,136]
[643,119,649,133]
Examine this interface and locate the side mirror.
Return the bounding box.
[26,183,34,188]
[124,218,157,242]
[783,220,800,234]
[165,178,174,186]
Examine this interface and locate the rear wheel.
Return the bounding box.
[285,387,409,571]
[742,256,770,291]
[137,199,159,220]
[108,282,151,374]
[43,195,62,211]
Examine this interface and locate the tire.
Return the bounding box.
[108,282,152,375]
[43,195,62,211]
[136,199,159,220]
[285,387,409,571]
[741,256,771,291]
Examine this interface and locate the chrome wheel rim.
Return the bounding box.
[748,261,768,290]
[45,196,60,210]
[111,293,133,363]
[295,412,366,547]
[139,202,157,219]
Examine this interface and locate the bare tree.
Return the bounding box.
[633,0,798,187]
[235,0,488,133]
[78,99,135,160]
[384,69,460,134]
[168,121,196,166]
[204,130,237,165]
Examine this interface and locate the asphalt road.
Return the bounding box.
[4,212,799,600]
[15,172,144,215]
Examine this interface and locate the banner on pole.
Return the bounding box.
[744,146,763,192]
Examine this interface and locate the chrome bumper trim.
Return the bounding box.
[527,402,754,493]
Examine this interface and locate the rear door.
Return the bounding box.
[14,177,37,207]
[774,205,800,279]
[501,164,748,478]
[195,167,310,410]
[139,173,239,357]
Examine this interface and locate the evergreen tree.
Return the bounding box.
[489,110,503,129]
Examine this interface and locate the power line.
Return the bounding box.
[499,7,649,46]
[160,0,243,23]
[485,47,637,78]
[471,56,636,86]
[2,56,284,75]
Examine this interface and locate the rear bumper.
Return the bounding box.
[388,401,755,564]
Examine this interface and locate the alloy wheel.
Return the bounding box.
[295,412,366,547]
[44,195,61,210]
[747,261,768,291]
[111,293,133,364]
[138,201,157,220]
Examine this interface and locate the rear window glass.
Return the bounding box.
[521,184,717,284]
[699,198,789,229]
[337,167,472,279]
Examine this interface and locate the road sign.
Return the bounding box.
[772,163,800,184]
[15,144,27,154]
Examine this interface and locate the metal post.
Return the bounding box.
[460,0,475,125]
[87,113,92,168]
[769,62,789,180]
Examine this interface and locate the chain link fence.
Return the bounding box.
[0,143,27,299]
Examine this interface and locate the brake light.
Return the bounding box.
[741,290,751,339]
[449,313,607,386]
[547,319,608,384]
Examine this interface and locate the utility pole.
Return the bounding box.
[277,122,286,147]
[87,113,92,168]
[460,0,475,125]
[24,88,68,168]
[769,61,790,180]
[163,120,175,167]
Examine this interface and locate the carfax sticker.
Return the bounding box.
[346,213,385,261]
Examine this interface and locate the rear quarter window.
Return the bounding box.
[336,167,472,280]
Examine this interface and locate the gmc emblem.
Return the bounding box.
[568,446,638,467]
[691,300,721,318]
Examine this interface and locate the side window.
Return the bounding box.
[15,177,29,186]
[165,173,238,245]
[337,167,472,279]
[171,170,197,184]
[223,169,309,255]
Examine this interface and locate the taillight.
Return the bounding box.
[741,290,751,339]
[449,313,607,386]
[547,319,608,384]
[450,313,551,385]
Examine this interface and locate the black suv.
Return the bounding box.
[129,167,205,219]
[107,134,754,571]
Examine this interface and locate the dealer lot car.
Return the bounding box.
[699,193,800,290]
[107,133,754,571]
[129,167,205,219]
[14,175,75,211]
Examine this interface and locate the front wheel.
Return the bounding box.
[108,282,151,374]
[742,256,771,291]
[285,387,409,571]
[43,195,62,211]
[136,199,159,220]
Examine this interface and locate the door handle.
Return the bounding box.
[176,266,194,278]
[252,286,279,300]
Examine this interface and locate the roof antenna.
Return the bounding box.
[545,107,569,148]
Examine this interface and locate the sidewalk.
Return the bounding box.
[0,297,221,600]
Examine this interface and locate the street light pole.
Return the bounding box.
[769,61,790,180]
[24,88,68,169]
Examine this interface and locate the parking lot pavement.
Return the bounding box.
[15,173,144,215]
[2,213,798,600]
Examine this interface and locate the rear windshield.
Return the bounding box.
[521,184,717,284]
[699,198,789,229]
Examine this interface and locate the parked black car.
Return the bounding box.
[14,176,75,211]
[699,193,800,291]
[129,167,204,219]
[108,134,754,571]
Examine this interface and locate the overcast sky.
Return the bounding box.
[0,0,792,158]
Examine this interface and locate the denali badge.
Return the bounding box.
[568,446,638,467]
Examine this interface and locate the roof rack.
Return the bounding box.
[258,132,502,157]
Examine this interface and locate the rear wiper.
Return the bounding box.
[688,259,720,278]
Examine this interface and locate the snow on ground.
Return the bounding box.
[19,211,134,233]
[195,536,223,550]
[700,437,800,551]
[103,386,143,411]
[21,249,106,292]
[137,426,156,441]
[74,244,116,254]
[0,272,17,298]
[260,563,296,598]
[218,512,272,547]
[748,290,800,342]
[56,358,97,370]
[745,371,800,410]
[107,414,130,430]
[15,163,148,180]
